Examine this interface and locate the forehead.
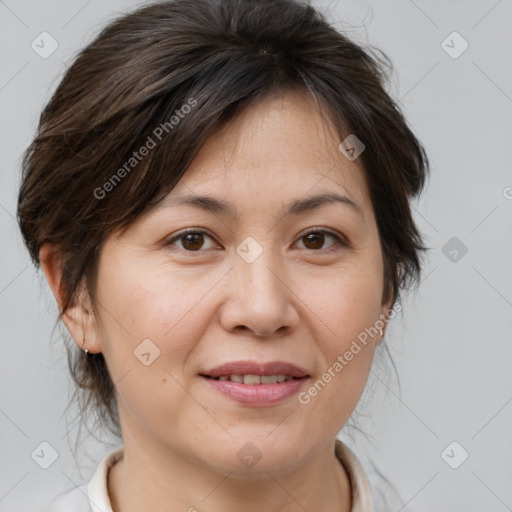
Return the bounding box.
[172,89,369,209]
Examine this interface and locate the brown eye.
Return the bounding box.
[166,229,216,252]
[296,229,345,251]
[181,233,205,251]
[303,232,324,250]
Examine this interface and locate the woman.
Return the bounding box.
[17,0,429,510]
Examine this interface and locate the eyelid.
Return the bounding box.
[296,227,348,250]
[165,228,218,250]
[165,227,348,252]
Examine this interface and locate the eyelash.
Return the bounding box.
[165,227,347,254]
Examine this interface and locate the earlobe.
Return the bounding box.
[376,296,397,345]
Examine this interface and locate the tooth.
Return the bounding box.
[261,375,278,384]
[218,375,229,381]
[276,374,286,383]
[243,374,261,385]
[230,375,243,383]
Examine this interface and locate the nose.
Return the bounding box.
[218,250,300,339]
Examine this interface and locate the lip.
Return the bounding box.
[201,360,310,378]
[203,377,307,406]
[200,360,310,407]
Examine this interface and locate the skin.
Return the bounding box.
[40,88,392,512]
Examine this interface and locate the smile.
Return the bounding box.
[201,374,309,406]
[206,374,299,384]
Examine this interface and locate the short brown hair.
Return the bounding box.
[17,0,430,439]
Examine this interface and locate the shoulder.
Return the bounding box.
[43,445,124,512]
[335,438,406,512]
[335,439,375,511]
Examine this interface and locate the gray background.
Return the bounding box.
[1,0,511,510]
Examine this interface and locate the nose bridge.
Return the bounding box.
[234,234,283,299]
[225,234,297,336]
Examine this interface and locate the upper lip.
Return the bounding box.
[201,361,310,378]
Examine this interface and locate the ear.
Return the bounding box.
[377,296,395,345]
[39,243,101,354]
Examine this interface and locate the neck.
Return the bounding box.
[108,438,352,512]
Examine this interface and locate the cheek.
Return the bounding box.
[94,257,219,406]
[97,254,216,342]
[297,257,383,416]
[307,256,383,348]
[94,267,212,433]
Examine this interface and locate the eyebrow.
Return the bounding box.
[158,192,363,219]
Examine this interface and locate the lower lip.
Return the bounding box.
[202,376,308,406]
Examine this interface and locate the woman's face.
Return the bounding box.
[86,89,391,474]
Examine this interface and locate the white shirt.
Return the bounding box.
[44,440,374,511]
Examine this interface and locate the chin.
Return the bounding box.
[199,432,309,477]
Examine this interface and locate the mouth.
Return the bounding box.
[201,374,306,384]
[199,361,310,406]
[200,360,310,381]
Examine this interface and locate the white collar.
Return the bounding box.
[87,446,123,512]
[86,440,373,511]
[335,439,374,511]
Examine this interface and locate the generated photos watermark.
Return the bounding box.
[298,302,401,405]
[93,97,198,200]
